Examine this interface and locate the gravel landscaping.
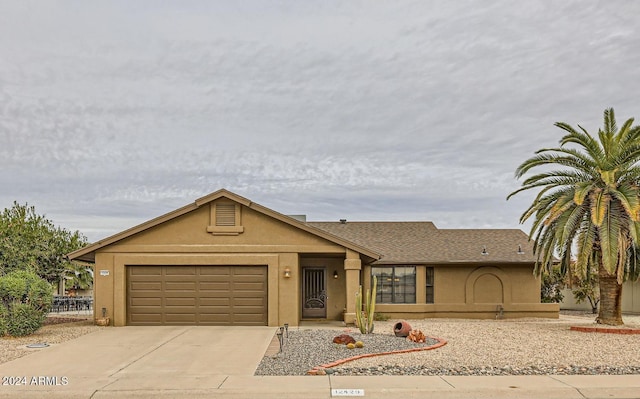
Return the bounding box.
[256,312,640,376]
[0,316,99,365]
[2,312,639,377]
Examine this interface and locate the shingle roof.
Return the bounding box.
[307,222,536,264]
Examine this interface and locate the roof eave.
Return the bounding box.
[67,189,381,263]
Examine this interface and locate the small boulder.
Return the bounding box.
[333,334,356,345]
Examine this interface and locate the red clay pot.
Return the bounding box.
[394,320,412,337]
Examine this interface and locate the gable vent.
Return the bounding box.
[216,204,236,226]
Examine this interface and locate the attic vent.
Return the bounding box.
[216,204,236,226]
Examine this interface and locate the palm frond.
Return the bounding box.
[556,122,604,162]
[610,183,640,222]
[590,189,609,226]
[598,202,622,275]
[604,108,617,136]
[573,181,594,205]
[575,221,595,279]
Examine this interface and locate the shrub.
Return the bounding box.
[0,271,52,336]
[6,302,45,337]
[0,305,7,336]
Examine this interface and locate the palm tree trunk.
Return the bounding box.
[597,262,623,325]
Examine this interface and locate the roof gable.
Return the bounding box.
[68,189,381,262]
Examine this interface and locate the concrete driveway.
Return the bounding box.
[0,326,275,398]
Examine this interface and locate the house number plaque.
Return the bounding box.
[331,389,364,396]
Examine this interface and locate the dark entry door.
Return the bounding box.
[302,268,326,318]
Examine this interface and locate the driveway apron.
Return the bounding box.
[0,326,275,398]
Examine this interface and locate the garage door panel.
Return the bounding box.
[233,282,266,290]
[165,281,197,291]
[233,267,265,276]
[199,307,232,315]
[128,265,267,326]
[130,282,162,291]
[234,297,265,306]
[130,267,163,276]
[164,314,197,323]
[233,314,267,324]
[130,298,162,307]
[199,298,230,306]
[198,315,234,324]
[233,306,266,314]
[130,316,163,324]
[165,267,197,275]
[199,267,230,275]
[165,297,197,306]
[199,282,231,290]
[232,290,266,298]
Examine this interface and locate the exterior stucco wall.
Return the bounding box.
[365,264,557,319]
[92,200,349,326]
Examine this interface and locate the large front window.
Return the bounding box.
[372,266,416,304]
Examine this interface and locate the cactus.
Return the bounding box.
[355,275,377,334]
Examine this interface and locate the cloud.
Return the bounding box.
[0,0,639,242]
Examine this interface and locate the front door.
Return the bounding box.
[302,267,327,318]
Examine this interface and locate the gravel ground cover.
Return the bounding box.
[255,329,439,375]
[2,312,639,377]
[256,312,640,376]
[0,316,99,364]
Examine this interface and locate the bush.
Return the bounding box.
[0,271,52,336]
[6,302,45,337]
[0,305,7,336]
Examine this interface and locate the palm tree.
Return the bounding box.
[508,108,640,325]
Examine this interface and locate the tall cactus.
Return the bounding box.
[355,275,377,334]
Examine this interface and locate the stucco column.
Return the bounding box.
[344,249,362,324]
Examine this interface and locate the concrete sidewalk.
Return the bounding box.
[0,326,638,399]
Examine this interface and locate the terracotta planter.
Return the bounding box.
[95,317,110,326]
[394,320,412,337]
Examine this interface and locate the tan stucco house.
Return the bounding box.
[68,189,559,326]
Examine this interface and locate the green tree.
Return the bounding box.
[0,202,88,284]
[65,262,93,291]
[508,108,640,325]
[571,270,600,314]
[541,267,565,304]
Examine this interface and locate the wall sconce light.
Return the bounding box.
[284,267,291,278]
[333,270,339,279]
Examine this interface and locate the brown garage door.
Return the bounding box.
[127,265,267,326]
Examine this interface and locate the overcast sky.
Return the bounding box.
[1,0,638,242]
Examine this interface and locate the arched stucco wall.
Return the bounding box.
[465,267,512,305]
